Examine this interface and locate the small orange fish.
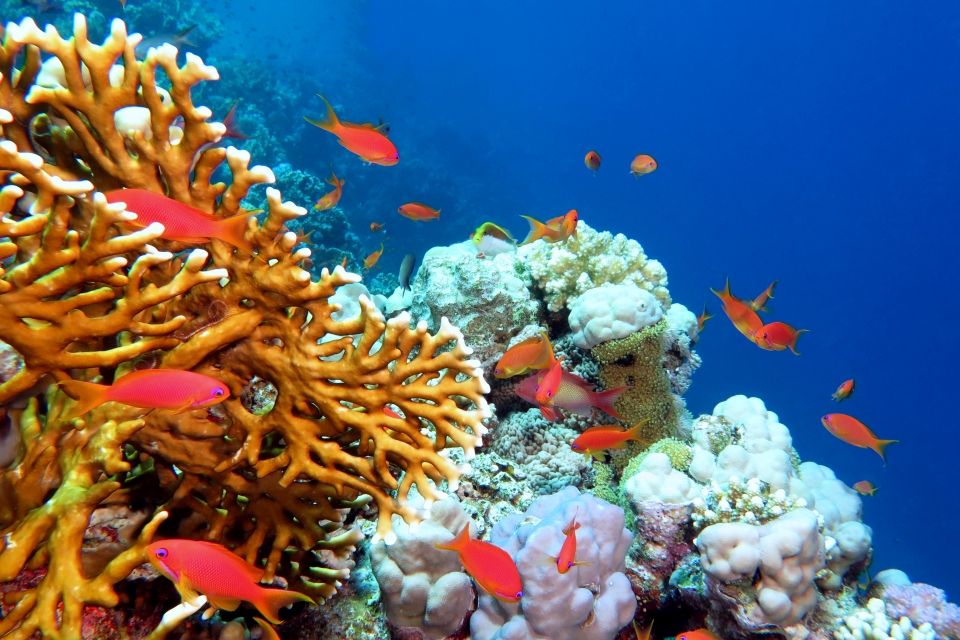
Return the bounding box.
[340,255,349,269]
[398,202,440,221]
[314,172,345,210]
[754,321,808,355]
[519,209,578,246]
[146,539,313,624]
[294,229,314,244]
[535,358,564,405]
[571,420,649,460]
[105,189,252,251]
[678,629,721,640]
[821,413,898,463]
[633,619,654,640]
[435,524,523,603]
[494,332,555,379]
[514,371,629,420]
[364,243,384,270]
[585,150,601,174]
[710,279,763,341]
[748,280,778,313]
[630,154,657,178]
[58,370,229,420]
[853,480,879,496]
[833,379,855,402]
[697,304,713,333]
[551,509,589,574]
[370,222,384,232]
[305,94,398,166]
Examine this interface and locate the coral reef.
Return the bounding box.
[517,220,670,312]
[837,598,936,640]
[0,14,489,638]
[883,583,960,639]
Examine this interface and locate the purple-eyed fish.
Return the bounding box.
[435,525,523,603]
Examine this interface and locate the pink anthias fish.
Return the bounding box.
[515,370,630,422]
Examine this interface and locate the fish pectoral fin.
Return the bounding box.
[159,401,196,416]
[208,596,242,612]
[175,578,202,606]
[590,451,607,461]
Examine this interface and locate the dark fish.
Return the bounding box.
[399,253,417,292]
[135,26,197,60]
[24,0,62,13]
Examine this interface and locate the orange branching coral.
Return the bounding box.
[0,11,490,638]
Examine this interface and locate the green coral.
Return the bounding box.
[592,319,679,467]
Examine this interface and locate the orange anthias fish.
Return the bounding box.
[697,304,714,333]
[435,524,523,603]
[584,150,601,174]
[571,420,649,460]
[314,172,345,210]
[534,358,564,405]
[633,620,654,640]
[304,93,399,166]
[398,203,440,221]
[514,371,630,421]
[370,222,384,232]
[710,279,763,341]
[833,379,855,402]
[821,413,898,463]
[105,189,252,251]
[494,332,555,379]
[146,540,313,624]
[364,243,384,270]
[519,209,578,246]
[630,154,657,177]
[853,480,879,496]
[754,321,809,355]
[550,509,589,574]
[678,629,721,640]
[748,280,779,313]
[58,369,229,420]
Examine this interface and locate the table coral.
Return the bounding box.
[0,14,490,637]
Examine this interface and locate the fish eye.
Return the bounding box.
[213,388,224,397]
[515,590,523,598]
[572,443,580,450]
[156,548,168,558]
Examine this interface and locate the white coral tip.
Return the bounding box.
[384,531,398,546]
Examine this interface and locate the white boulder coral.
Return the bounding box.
[517,220,670,312]
[568,283,663,349]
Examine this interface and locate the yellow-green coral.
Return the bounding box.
[592,319,678,465]
[618,437,693,492]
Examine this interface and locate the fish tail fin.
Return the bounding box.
[435,523,471,552]
[789,329,810,355]
[222,99,251,140]
[764,279,779,300]
[327,171,344,187]
[710,278,733,303]
[519,216,549,246]
[177,25,197,47]
[253,587,314,625]
[58,379,109,419]
[304,93,341,133]
[530,331,555,369]
[874,439,898,464]
[215,213,253,252]
[254,618,281,640]
[625,419,650,444]
[592,386,631,419]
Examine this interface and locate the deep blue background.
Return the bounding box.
[223,0,960,594]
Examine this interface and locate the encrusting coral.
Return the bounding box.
[0,14,489,638]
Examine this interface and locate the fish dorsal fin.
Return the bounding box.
[374,122,390,135]
[194,541,265,582]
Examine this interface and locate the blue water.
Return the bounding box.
[45,0,960,597]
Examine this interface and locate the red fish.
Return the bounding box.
[535,358,564,405]
[398,203,440,221]
[494,332,555,379]
[630,154,657,177]
[105,189,252,251]
[519,210,578,246]
[853,480,879,496]
[370,222,384,232]
[821,413,898,463]
[678,629,721,640]
[833,379,855,402]
[754,321,808,355]
[364,243,384,270]
[58,369,229,419]
[221,100,252,140]
[697,304,713,333]
[748,280,778,313]
[514,371,629,420]
[550,509,589,574]
[305,93,399,166]
[585,151,601,174]
[710,279,763,341]
[571,420,649,460]
[314,172,345,210]
[146,539,313,624]
[435,524,523,603]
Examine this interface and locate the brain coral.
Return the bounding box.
[568,283,664,349]
[517,220,670,312]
